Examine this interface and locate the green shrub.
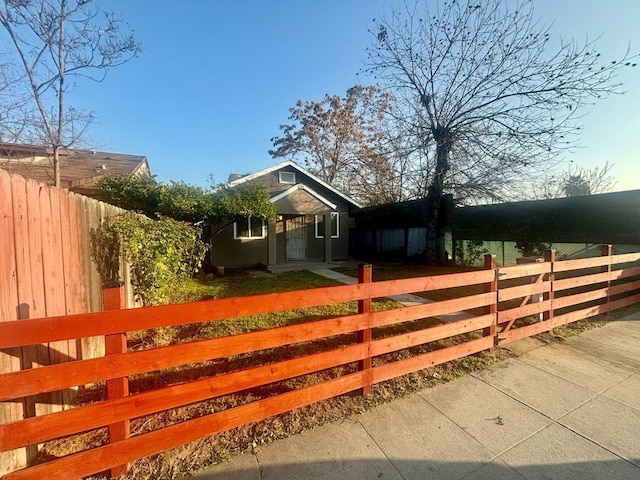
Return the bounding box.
[91,212,208,306]
[455,240,488,267]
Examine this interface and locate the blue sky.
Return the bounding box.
[73,1,639,193]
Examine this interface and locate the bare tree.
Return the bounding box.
[270,84,403,206]
[0,50,32,142]
[534,161,617,198]
[365,0,636,262]
[0,0,141,186]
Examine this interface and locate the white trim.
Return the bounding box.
[315,212,339,239]
[270,184,337,210]
[227,160,362,208]
[233,217,266,239]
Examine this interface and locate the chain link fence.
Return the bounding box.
[454,239,640,267]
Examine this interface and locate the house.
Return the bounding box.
[211,161,362,271]
[0,142,150,196]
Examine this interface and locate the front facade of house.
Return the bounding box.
[210,161,362,270]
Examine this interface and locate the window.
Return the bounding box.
[315,212,339,238]
[234,217,265,239]
[279,171,296,184]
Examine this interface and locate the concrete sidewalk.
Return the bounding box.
[192,314,640,480]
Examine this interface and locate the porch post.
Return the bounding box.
[267,217,277,267]
[323,212,332,262]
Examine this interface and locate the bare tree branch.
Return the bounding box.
[363,0,637,262]
[0,0,142,186]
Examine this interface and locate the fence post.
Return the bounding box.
[543,249,556,323]
[102,281,130,478]
[601,244,612,313]
[483,254,497,349]
[358,264,373,395]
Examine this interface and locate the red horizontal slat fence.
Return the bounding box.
[497,248,640,344]
[1,250,639,479]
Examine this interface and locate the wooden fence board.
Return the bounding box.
[498,262,551,280]
[552,288,608,310]
[39,186,68,415]
[59,193,78,363]
[45,192,68,321]
[610,252,640,265]
[0,170,18,322]
[554,256,613,272]
[88,199,101,311]
[0,170,27,474]
[0,169,18,323]
[0,284,366,349]
[60,193,84,317]
[497,300,552,325]
[552,268,640,292]
[371,337,494,384]
[24,179,46,323]
[607,292,640,311]
[8,175,39,469]
[10,175,32,322]
[498,281,551,302]
[497,293,640,345]
[609,279,640,296]
[370,315,493,357]
[554,252,640,272]
[25,180,50,399]
[372,293,494,328]
[368,270,494,297]
[56,192,79,406]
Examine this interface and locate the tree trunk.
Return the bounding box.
[423,190,442,265]
[53,145,60,187]
[424,131,451,264]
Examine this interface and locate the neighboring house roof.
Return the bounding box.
[0,142,149,195]
[228,160,362,209]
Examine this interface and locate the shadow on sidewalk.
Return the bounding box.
[195,456,640,480]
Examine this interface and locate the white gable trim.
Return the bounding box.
[270,184,337,210]
[228,160,362,208]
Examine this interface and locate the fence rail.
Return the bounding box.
[1,249,639,479]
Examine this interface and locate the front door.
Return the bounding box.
[286,216,307,259]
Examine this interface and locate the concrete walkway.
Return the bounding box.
[192,313,640,480]
[312,268,475,322]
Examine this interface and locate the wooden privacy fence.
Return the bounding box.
[1,249,639,479]
[0,170,138,473]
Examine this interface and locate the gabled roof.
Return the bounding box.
[228,160,362,208]
[0,142,149,194]
[270,184,337,210]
